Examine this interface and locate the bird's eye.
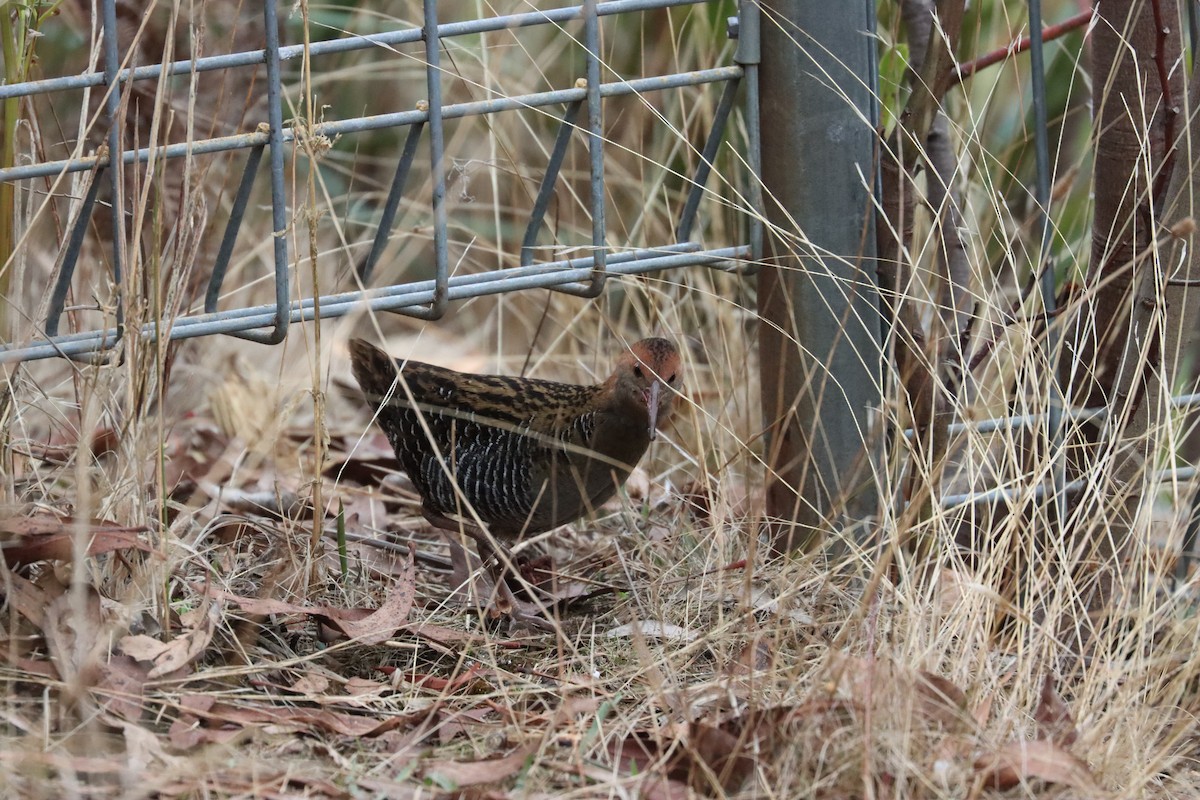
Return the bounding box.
[633,365,644,379]
[668,373,677,384]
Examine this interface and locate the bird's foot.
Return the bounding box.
[490,575,557,633]
[504,605,558,634]
[442,532,556,633]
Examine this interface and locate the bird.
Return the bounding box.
[349,336,681,629]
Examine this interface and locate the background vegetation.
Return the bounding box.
[0,0,1196,797]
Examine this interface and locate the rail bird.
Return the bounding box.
[349,336,681,628]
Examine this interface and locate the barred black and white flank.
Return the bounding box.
[349,337,681,541]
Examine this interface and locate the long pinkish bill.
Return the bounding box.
[646,381,661,440]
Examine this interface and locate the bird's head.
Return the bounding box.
[610,338,682,441]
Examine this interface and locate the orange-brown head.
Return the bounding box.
[609,337,682,440]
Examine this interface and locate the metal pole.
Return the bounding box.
[757,0,882,552]
[1028,0,1065,526]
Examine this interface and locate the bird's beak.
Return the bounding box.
[645,381,662,441]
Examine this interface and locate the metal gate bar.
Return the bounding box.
[0,0,758,364]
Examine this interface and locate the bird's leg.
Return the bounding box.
[473,537,521,617]
[422,510,507,610]
[442,533,482,603]
[423,510,554,632]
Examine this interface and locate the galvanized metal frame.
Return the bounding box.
[0,0,760,364]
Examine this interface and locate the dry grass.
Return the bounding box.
[1,1,1199,798]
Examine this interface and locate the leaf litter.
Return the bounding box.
[0,434,1124,800]
[0,334,1182,799]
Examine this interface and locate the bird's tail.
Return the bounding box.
[348,338,401,402]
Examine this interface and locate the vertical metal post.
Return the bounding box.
[100,0,125,337]
[556,0,607,298]
[233,0,290,343]
[737,1,763,270]
[581,0,606,295]
[1028,0,1065,523]
[757,0,881,552]
[420,0,450,318]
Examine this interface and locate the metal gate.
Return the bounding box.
[0,0,760,363]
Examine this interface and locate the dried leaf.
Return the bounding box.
[0,516,150,567]
[345,776,423,799]
[288,673,331,695]
[345,677,387,696]
[408,622,526,649]
[331,578,415,647]
[0,571,49,628]
[973,739,1099,791]
[604,620,698,642]
[215,486,313,520]
[914,670,967,723]
[641,777,696,800]
[403,664,490,694]
[0,749,126,776]
[828,652,966,727]
[610,730,663,775]
[193,580,525,650]
[1035,674,1079,747]
[169,692,438,747]
[328,546,414,645]
[323,431,404,485]
[576,762,692,800]
[42,586,105,687]
[19,426,117,464]
[0,516,74,536]
[121,721,178,771]
[190,545,413,647]
[120,602,218,679]
[422,745,537,789]
[162,420,232,496]
[435,706,495,744]
[673,722,755,793]
[168,718,242,750]
[12,656,58,680]
[611,722,754,795]
[147,605,217,679]
[679,479,713,523]
[95,655,150,722]
[337,492,389,540]
[725,637,774,676]
[169,695,234,749]
[120,635,171,663]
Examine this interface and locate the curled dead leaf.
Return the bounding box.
[288,673,331,695]
[188,544,414,647]
[610,722,755,796]
[119,602,219,679]
[43,585,106,687]
[421,745,537,789]
[828,652,967,728]
[1035,674,1079,747]
[724,637,775,676]
[974,739,1099,792]
[0,515,151,567]
[604,620,698,642]
[96,655,151,722]
[0,571,50,628]
[168,693,439,749]
[679,722,755,793]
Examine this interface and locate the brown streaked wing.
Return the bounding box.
[395,361,602,439]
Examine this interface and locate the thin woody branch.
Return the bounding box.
[951,9,1093,84]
